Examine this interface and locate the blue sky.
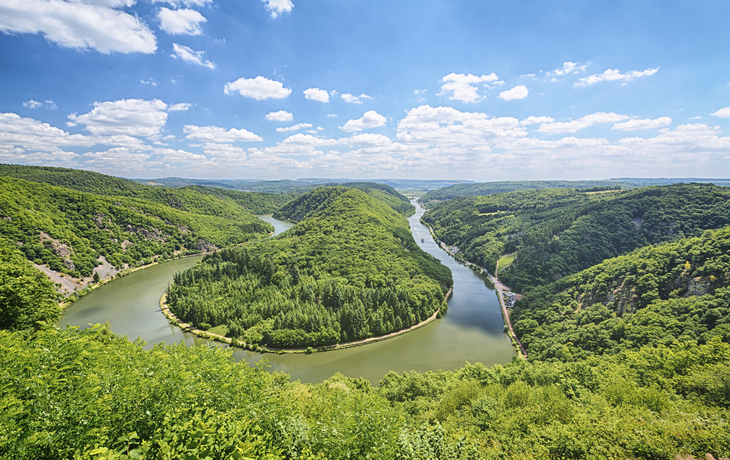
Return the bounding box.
[1,0,729,180]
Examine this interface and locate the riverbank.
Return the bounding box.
[423,221,527,360]
[159,287,453,354]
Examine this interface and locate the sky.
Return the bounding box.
[1,0,729,181]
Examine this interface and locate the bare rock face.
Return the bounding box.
[123,225,166,242]
[197,239,218,252]
[92,213,105,227]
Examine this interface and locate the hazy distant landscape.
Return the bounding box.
[2,0,730,458]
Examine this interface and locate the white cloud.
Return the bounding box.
[303,88,330,103]
[438,73,503,103]
[327,113,337,118]
[341,93,372,104]
[499,85,529,101]
[23,99,57,109]
[575,67,659,87]
[276,123,312,132]
[0,0,156,54]
[710,107,730,118]
[225,76,291,100]
[266,110,293,122]
[69,99,169,137]
[548,61,587,77]
[150,0,210,6]
[537,112,630,134]
[612,117,672,131]
[0,112,94,154]
[340,110,387,132]
[167,102,190,111]
[520,116,554,126]
[171,43,215,69]
[184,125,262,142]
[158,7,206,35]
[262,0,293,18]
[141,78,158,86]
[23,99,43,109]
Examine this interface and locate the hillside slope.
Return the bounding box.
[273,183,414,222]
[0,164,294,215]
[0,176,272,280]
[422,184,730,292]
[168,188,451,348]
[512,226,730,361]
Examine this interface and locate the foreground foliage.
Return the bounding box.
[1,325,728,459]
[168,188,451,348]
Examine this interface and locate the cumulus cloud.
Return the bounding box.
[266,110,293,122]
[158,7,206,35]
[171,43,215,69]
[69,99,169,137]
[262,0,293,18]
[303,88,330,103]
[340,110,387,132]
[438,73,503,103]
[537,112,630,134]
[499,85,529,101]
[612,117,672,131]
[710,107,730,118]
[184,125,262,142]
[225,76,292,100]
[396,105,526,148]
[341,93,372,104]
[276,123,312,132]
[575,67,659,87]
[141,78,158,86]
[520,116,554,126]
[0,0,156,53]
[0,112,94,153]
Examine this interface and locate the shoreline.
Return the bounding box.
[159,287,453,354]
[423,221,528,360]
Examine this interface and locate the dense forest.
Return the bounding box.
[273,184,414,223]
[511,226,730,361]
[168,188,450,348]
[0,164,296,215]
[421,184,730,292]
[1,174,729,458]
[0,176,272,278]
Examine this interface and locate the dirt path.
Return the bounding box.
[160,287,453,354]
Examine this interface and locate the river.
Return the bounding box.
[61,204,513,383]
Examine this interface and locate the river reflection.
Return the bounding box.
[62,203,513,383]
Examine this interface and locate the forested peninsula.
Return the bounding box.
[167,187,451,348]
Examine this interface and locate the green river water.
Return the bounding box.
[61,204,513,383]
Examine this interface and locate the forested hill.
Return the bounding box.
[0,164,294,215]
[420,180,631,202]
[0,176,272,279]
[512,226,730,362]
[421,184,730,292]
[273,183,414,222]
[168,188,451,348]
